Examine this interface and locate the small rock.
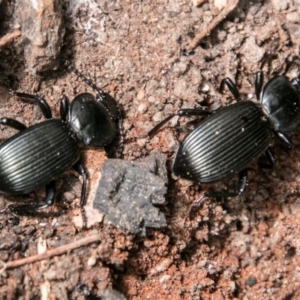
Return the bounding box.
[101,289,127,300]
[153,111,164,123]
[12,226,22,235]
[13,269,24,285]
[87,256,97,267]
[137,103,148,114]
[150,258,173,275]
[43,227,55,239]
[173,79,187,99]
[63,191,76,203]
[23,225,36,235]
[173,60,188,75]
[159,274,171,284]
[93,150,168,235]
[286,12,300,23]
[270,0,288,11]
[214,0,228,10]
[0,233,19,250]
[240,36,264,64]
[245,275,257,287]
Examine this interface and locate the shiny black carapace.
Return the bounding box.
[0,62,122,223]
[149,58,300,199]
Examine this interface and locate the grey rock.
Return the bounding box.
[93,150,168,236]
[245,275,257,287]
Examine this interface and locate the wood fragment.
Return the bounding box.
[0,30,21,48]
[187,0,239,50]
[3,234,100,269]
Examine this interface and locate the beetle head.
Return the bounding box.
[69,93,116,147]
[261,75,300,132]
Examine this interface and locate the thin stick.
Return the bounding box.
[187,0,239,50]
[0,30,21,48]
[4,234,100,269]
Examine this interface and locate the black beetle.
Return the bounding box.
[0,62,122,223]
[148,58,300,201]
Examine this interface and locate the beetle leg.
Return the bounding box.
[148,115,174,138]
[259,148,275,169]
[276,131,294,148]
[0,117,27,131]
[255,70,263,101]
[60,96,69,121]
[238,169,248,194]
[2,181,56,213]
[104,144,115,158]
[205,169,248,198]
[256,52,277,101]
[185,192,206,217]
[219,78,241,101]
[9,90,52,119]
[148,108,212,138]
[256,53,274,101]
[73,162,87,207]
[187,170,248,216]
[176,108,212,117]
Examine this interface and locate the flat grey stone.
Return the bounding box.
[93,150,168,236]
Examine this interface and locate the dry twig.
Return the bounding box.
[4,234,100,270]
[187,0,239,50]
[0,30,21,48]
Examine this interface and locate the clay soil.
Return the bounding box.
[1,0,300,299]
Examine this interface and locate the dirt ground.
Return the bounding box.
[1,0,300,299]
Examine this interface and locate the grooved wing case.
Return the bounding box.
[0,119,79,194]
[173,101,272,183]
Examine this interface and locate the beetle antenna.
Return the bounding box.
[64,60,105,100]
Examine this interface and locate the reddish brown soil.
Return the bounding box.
[1,0,300,299]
